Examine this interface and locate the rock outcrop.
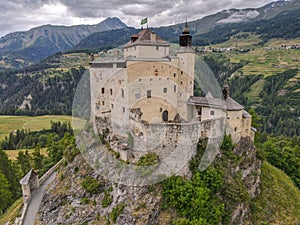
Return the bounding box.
[38,137,261,225]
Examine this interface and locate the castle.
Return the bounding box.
[89,22,255,160]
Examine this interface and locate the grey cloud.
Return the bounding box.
[0,0,275,37]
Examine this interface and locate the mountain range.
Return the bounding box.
[0,0,300,70]
[0,17,126,69]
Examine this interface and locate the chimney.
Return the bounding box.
[222,82,230,100]
[151,32,156,42]
[90,54,94,61]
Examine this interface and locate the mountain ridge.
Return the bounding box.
[1,0,300,70]
[0,17,127,69]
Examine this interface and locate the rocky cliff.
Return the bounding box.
[38,136,261,225]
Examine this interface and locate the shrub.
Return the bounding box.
[136,153,159,167]
[102,191,113,207]
[81,176,102,194]
[110,203,125,223]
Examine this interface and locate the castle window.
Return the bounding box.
[139,78,141,82]
[181,71,183,75]
[210,111,215,116]
[122,107,125,113]
[147,90,151,98]
[163,88,167,93]
[101,88,105,94]
[96,105,100,110]
[102,101,105,105]
[150,78,152,81]
[234,127,238,132]
[174,85,176,92]
[111,104,114,109]
[110,89,113,95]
[174,73,176,77]
[121,89,124,97]
[160,107,163,112]
[181,81,183,85]
[156,46,159,50]
[190,81,192,85]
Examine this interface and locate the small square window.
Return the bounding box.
[163,88,167,93]
[147,90,151,98]
[156,46,159,50]
[102,101,105,105]
[210,111,215,116]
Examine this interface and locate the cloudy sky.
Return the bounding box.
[0,0,276,37]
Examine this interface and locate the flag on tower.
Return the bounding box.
[141,17,148,25]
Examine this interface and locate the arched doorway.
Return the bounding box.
[162,110,168,122]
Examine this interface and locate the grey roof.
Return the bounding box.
[251,127,257,132]
[242,110,252,118]
[225,97,244,110]
[188,96,223,109]
[187,96,244,111]
[20,170,38,185]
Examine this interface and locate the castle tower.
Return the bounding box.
[176,20,195,122]
[179,21,192,47]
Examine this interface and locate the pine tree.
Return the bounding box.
[0,171,13,215]
[17,150,32,177]
[32,144,44,173]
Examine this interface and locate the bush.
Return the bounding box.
[81,197,90,205]
[81,176,102,194]
[136,153,159,167]
[110,203,125,223]
[102,191,113,207]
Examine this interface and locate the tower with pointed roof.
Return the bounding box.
[180,21,192,47]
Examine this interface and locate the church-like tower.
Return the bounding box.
[179,21,192,47]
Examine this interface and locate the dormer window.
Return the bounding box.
[130,35,138,43]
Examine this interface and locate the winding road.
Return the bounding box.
[23,172,57,225]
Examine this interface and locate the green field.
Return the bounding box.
[250,162,300,224]
[211,32,262,49]
[0,115,74,140]
[4,148,48,160]
[227,48,300,77]
[208,35,300,78]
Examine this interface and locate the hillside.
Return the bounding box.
[0,52,90,115]
[0,17,126,70]
[250,162,300,224]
